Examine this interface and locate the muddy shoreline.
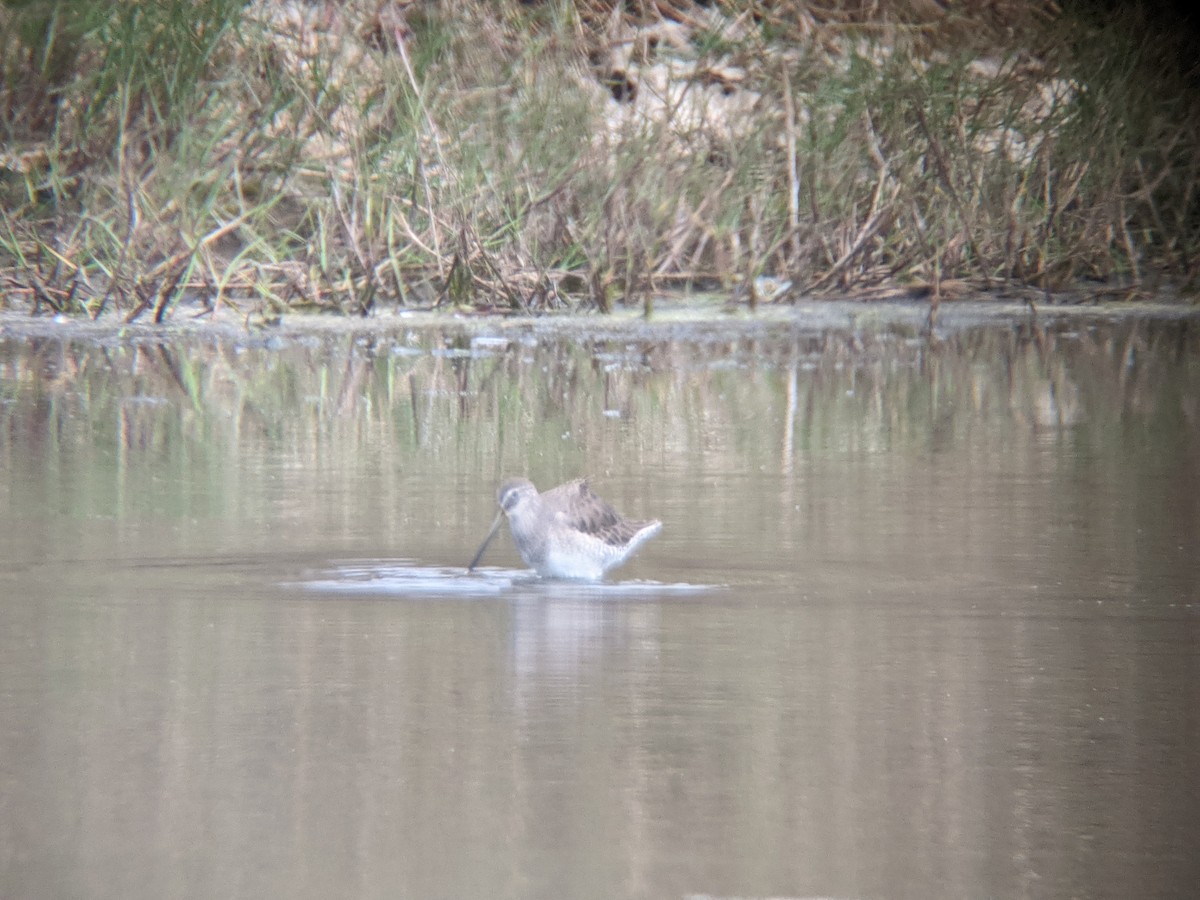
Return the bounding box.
[4,298,1198,348]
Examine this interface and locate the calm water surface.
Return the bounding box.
[1,313,1198,899]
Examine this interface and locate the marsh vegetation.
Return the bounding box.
[2,0,1198,320]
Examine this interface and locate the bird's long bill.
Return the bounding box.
[467,510,505,573]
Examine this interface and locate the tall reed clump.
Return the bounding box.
[1,0,266,319]
[1,0,1196,320]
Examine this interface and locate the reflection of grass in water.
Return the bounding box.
[2,321,1196,471]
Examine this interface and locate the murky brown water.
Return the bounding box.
[2,311,1198,899]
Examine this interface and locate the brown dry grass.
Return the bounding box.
[1,0,1196,320]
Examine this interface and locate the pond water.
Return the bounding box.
[1,310,1198,900]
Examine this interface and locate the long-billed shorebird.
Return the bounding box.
[467,477,662,580]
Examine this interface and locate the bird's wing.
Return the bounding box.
[552,479,653,547]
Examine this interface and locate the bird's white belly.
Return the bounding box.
[537,544,607,581]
